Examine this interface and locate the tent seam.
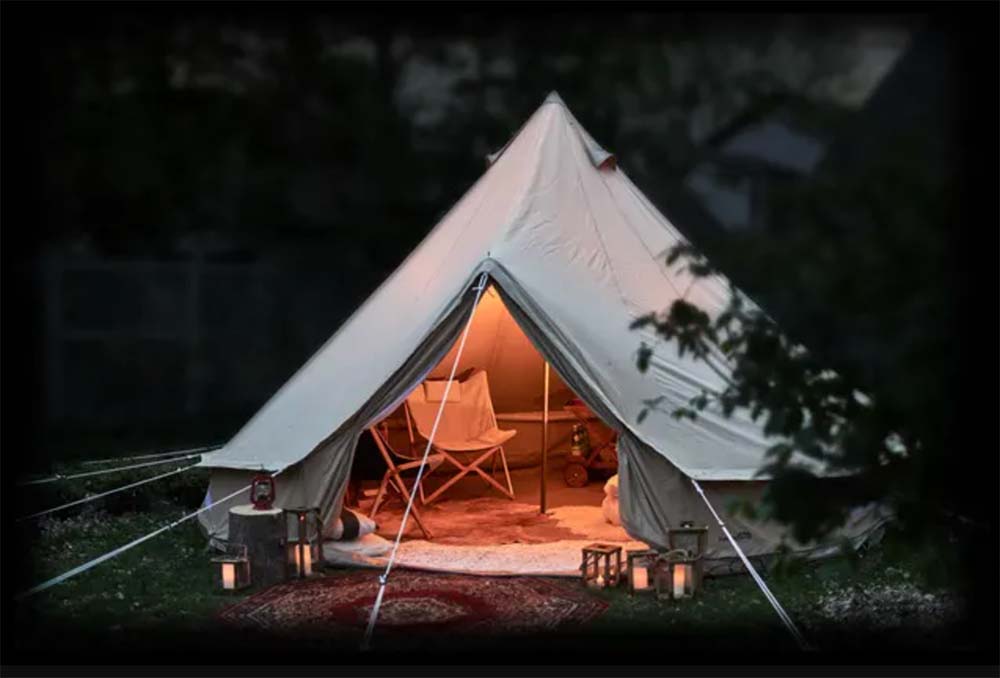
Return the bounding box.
[560,119,631,312]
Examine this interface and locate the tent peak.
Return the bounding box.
[543,91,567,107]
[486,91,616,170]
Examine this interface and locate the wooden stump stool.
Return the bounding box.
[228,504,286,589]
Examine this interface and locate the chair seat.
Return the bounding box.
[431,427,517,452]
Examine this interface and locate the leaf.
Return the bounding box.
[629,313,655,330]
[636,343,653,373]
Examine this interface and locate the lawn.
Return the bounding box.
[8,453,972,665]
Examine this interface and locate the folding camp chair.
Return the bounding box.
[404,369,516,504]
[367,423,442,540]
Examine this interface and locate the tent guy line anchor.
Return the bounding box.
[362,272,490,651]
[691,478,811,651]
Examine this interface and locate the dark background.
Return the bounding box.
[2,1,997,671]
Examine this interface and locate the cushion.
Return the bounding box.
[603,474,619,498]
[326,508,378,541]
[424,379,462,403]
[602,494,622,526]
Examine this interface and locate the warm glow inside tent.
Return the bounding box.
[198,92,884,576]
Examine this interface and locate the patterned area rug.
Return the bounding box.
[219,570,607,638]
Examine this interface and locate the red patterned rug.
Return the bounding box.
[218,570,607,638]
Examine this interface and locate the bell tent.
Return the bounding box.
[198,92,880,571]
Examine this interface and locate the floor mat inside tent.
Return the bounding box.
[325,467,647,576]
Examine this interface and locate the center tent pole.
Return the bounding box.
[540,361,550,514]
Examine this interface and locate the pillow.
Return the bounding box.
[424,379,462,403]
[326,508,378,541]
[602,494,622,526]
[603,474,619,498]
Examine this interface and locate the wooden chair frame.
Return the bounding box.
[402,395,515,505]
[367,424,434,540]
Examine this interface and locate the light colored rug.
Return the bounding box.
[324,503,646,577]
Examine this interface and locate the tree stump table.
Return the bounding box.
[228,504,286,589]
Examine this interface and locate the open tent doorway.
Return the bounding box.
[331,283,649,576]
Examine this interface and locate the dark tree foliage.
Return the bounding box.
[632,114,978,577]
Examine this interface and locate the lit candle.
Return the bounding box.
[292,545,314,576]
[673,564,688,598]
[222,562,235,590]
[596,574,604,588]
[633,566,648,590]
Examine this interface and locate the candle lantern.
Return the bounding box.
[580,542,623,589]
[284,507,324,579]
[211,543,251,592]
[666,521,708,596]
[625,548,658,595]
[668,522,708,558]
[654,549,700,601]
[250,473,276,510]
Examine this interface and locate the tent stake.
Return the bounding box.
[540,361,550,514]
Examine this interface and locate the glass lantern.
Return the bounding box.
[668,522,708,558]
[625,548,658,595]
[580,542,623,589]
[212,543,251,592]
[654,549,700,600]
[284,507,324,579]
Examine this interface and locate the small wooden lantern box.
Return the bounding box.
[668,523,708,557]
[581,542,623,589]
[284,507,324,579]
[212,543,251,592]
[625,548,658,595]
[654,549,700,600]
[665,522,708,596]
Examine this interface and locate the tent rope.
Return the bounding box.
[16,463,201,522]
[361,272,490,651]
[79,443,224,466]
[15,465,291,600]
[18,453,209,487]
[14,480,256,600]
[690,478,811,651]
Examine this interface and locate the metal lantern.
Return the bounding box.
[250,473,277,510]
[654,549,700,601]
[580,542,623,589]
[212,543,251,592]
[665,522,708,597]
[668,522,708,558]
[625,548,658,595]
[284,507,324,579]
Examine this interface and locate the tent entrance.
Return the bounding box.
[331,283,648,576]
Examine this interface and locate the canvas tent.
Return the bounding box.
[198,92,882,569]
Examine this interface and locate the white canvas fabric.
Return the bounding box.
[198,92,883,558]
[406,370,516,452]
[200,92,776,479]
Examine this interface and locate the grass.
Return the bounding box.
[8,454,972,664]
